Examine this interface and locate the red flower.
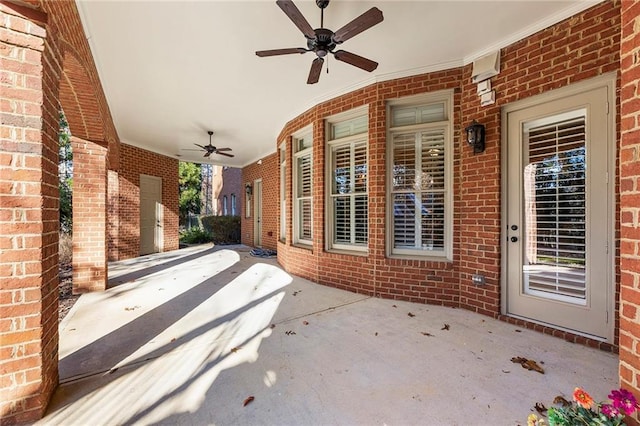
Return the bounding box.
[573,387,594,409]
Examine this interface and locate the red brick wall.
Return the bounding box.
[242,153,279,250]
[619,0,640,422]
[246,1,622,349]
[118,144,179,260]
[219,167,242,216]
[459,0,621,342]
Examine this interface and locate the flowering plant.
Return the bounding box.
[527,387,639,426]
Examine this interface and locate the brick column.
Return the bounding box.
[620,1,640,424]
[108,169,119,261]
[0,3,59,423]
[71,137,108,293]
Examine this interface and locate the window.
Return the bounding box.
[388,92,452,259]
[223,195,228,215]
[245,185,251,218]
[231,194,236,216]
[293,129,313,245]
[327,113,368,251]
[279,143,287,242]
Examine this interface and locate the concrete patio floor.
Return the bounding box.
[39,245,619,425]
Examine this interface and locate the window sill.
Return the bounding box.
[327,248,369,257]
[387,253,453,264]
[292,243,313,252]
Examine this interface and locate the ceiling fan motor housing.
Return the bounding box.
[308,28,336,57]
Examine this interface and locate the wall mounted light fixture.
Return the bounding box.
[465,120,486,154]
[245,183,252,195]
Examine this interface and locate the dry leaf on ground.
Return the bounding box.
[243,396,254,406]
[511,356,545,374]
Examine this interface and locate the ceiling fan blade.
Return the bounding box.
[216,151,235,158]
[307,57,324,84]
[333,50,378,72]
[203,151,211,158]
[276,0,315,39]
[194,143,207,149]
[256,48,307,57]
[216,147,232,151]
[332,7,383,44]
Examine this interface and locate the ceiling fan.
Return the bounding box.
[186,131,234,158]
[256,0,383,84]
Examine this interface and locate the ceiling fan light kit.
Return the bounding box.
[256,0,384,84]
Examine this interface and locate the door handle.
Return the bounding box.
[510,236,518,242]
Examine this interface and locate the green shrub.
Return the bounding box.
[179,227,212,244]
[200,215,241,244]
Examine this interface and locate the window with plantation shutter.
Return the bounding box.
[327,114,368,251]
[279,144,286,242]
[294,132,313,245]
[523,115,587,300]
[388,94,452,259]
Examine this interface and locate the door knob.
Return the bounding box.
[510,236,518,242]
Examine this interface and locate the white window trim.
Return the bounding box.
[386,90,454,261]
[325,111,369,253]
[293,126,313,246]
[279,141,287,243]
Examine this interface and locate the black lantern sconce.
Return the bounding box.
[245,183,252,196]
[465,120,486,154]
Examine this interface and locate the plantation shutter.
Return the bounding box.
[297,153,312,241]
[524,116,587,299]
[392,128,445,252]
[331,140,367,246]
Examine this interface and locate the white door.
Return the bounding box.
[254,179,262,247]
[503,77,614,341]
[140,174,162,255]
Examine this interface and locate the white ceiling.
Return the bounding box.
[77,0,599,167]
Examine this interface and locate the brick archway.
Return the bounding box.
[59,50,110,294]
[0,1,116,422]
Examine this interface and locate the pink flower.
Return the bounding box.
[601,403,620,418]
[609,389,640,416]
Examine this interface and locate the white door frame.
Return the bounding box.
[254,179,262,247]
[500,73,616,342]
[140,174,163,255]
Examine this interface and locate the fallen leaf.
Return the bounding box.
[292,290,301,296]
[407,312,415,317]
[441,324,450,331]
[243,396,254,406]
[534,402,547,414]
[511,356,544,374]
[231,347,241,353]
[170,338,176,342]
[392,304,397,308]
[270,324,276,329]
[375,332,378,336]
[303,321,309,325]
[501,370,510,373]
[553,396,571,407]
[285,330,296,335]
[515,329,522,333]
[124,305,141,311]
[421,332,434,337]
